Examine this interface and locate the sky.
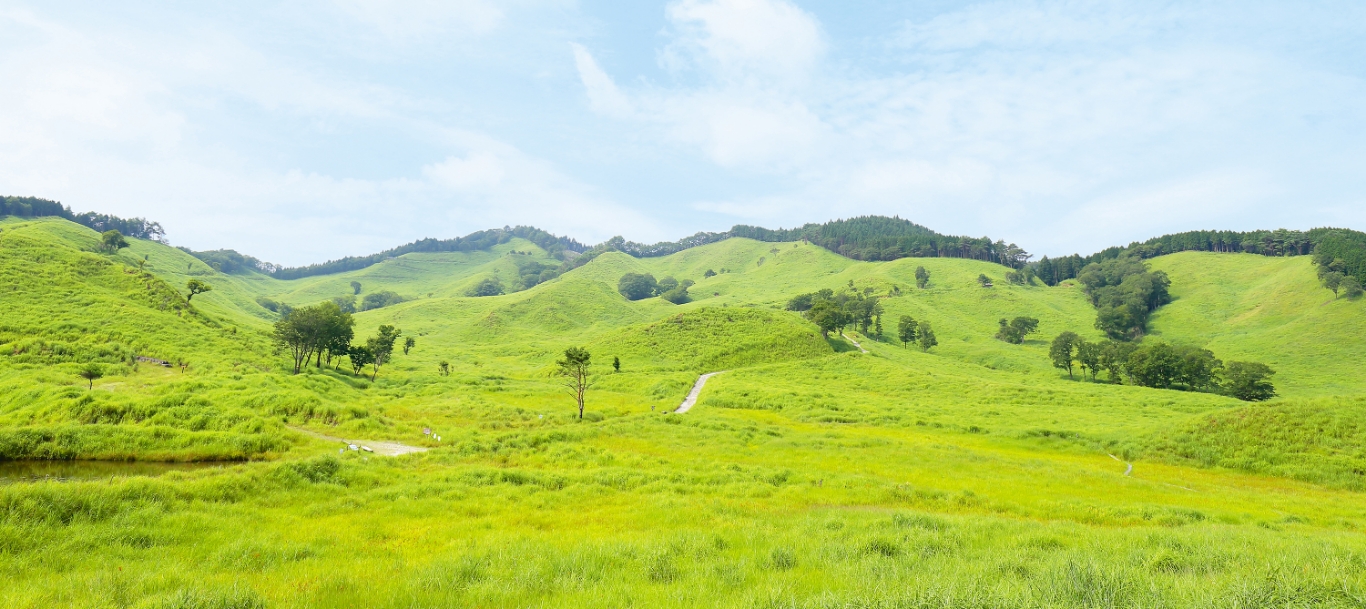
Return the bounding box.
[1,0,1364,266]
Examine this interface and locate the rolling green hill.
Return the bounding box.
[1147,251,1366,396]
[3,214,1366,608]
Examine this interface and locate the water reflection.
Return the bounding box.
[0,460,237,483]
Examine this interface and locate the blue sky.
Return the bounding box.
[1,1,1363,265]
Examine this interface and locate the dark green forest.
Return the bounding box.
[608,216,1032,268]
[0,196,164,241]
[6,195,1365,287]
[1034,228,1366,286]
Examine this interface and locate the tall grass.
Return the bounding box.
[3,216,1366,606]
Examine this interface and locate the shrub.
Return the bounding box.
[618,273,658,301]
[466,277,504,297]
[361,290,406,310]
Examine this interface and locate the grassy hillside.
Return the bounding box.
[1148,251,1366,397]
[4,216,1366,607]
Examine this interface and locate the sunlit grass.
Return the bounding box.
[3,216,1366,607]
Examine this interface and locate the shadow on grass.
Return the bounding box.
[827,336,860,353]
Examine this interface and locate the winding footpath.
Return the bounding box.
[675,372,724,414]
[840,332,870,354]
[1108,453,1134,476]
[289,426,429,457]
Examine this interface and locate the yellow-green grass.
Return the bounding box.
[5,216,1366,606]
[1148,251,1366,397]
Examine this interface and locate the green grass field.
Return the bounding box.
[3,216,1366,607]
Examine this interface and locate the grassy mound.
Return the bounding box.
[1143,397,1366,490]
[591,307,833,372]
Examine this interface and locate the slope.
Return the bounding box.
[1147,251,1366,397]
[0,217,399,461]
[7,221,1366,607]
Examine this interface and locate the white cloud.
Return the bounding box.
[662,0,825,85]
[0,6,659,265]
[332,0,504,39]
[573,0,1366,254]
[571,43,634,117]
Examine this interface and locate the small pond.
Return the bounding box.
[0,460,239,483]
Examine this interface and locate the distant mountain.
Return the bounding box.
[6,195,1364,284]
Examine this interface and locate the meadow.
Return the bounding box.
[2,215,1366,607]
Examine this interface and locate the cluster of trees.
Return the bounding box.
[1314,251,1365,299]
[1033,228,1366,286]
[269,226,587,280]
[896,316,937,352]
[0,196,166,241]
[329,291,406,312]
[1312,231,1366,286]
[787,286,885,339]
[1075,257,1172,339]
[995,317,1039,344]
[100,230,129,253]
[185,248,278,274]
[618,273,694,304]
[1049,332,1275,401]
[1031,255,1089,287]
[257,297,290,316]
[467,278,504,297]
[515,259,561,289]
[271,301,408,379]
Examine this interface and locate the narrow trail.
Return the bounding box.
[675,372,724,414]
[1108,453,1133,476]
[290,426,429,457]
[840,332,869,354]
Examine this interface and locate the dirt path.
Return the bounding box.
[1108,453,1133,476]
[841,332,869,354]
[675,372,724,414]
[290,426,429,457]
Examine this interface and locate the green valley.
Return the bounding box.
[3,213,1366,608]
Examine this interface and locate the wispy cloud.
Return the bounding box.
[571,0,1366,254]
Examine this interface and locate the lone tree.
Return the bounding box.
[467,277,504,297]
[437,360,450,376]
[807,300,842,338]
[1050,332,1080,379]
[100,230,128,253]
[897,315,918,348]
[613,356,621,373]
[1323,271,1344,297]
[78,363,103,390]
[915,266,930,289]
[403,336,416,355]
[186,279,212,301]
[917,322,938,352]
[365,325,402,381]
[995,316,1040,344]
[350,281,362,295]
[977,274,993,287]
[557,347,595,420]
[618,273,658,301]
[1075,339,1100,381]
[348,345,374,375]
[1344,276,1364,299]
[1222,361,1276,401]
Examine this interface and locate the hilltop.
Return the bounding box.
[1,211,1365,607]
